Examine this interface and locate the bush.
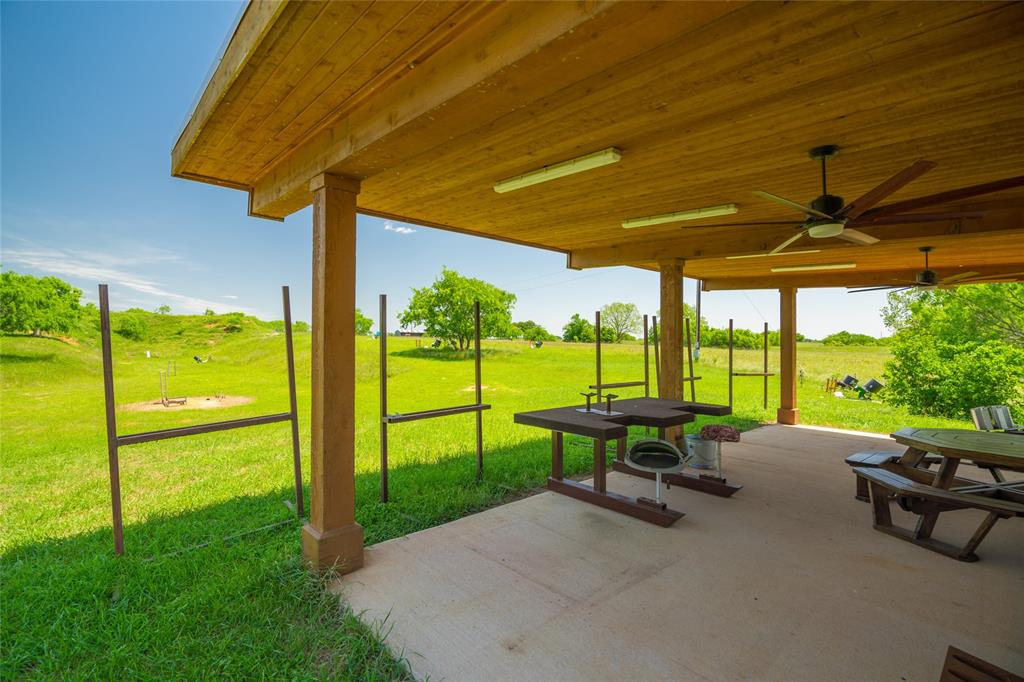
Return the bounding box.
[885,337,1024,419]
[115,314,147,341]
[822,330,883,346]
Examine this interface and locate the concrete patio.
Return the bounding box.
[336,425,1023,681]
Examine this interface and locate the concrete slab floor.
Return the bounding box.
[334,425,1023,681]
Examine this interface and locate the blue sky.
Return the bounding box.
[1,1,893,339]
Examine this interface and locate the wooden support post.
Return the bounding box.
[474,301,483,481]
[302,173,364,573]
[777,287,800,425]
[659,260,684,446]
[595,310,602,401]
[652,315,660,393]
[643,314,650,398]
[684,316,696,402]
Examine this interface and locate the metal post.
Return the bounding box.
[99,285,124,555]
[728,318,734,409]
[595,310,602,401]
[379,294,389,502]
[642,314,650,398]
[474,300,483,481]
[685,316,696,402]
[763,321,769,409]
[652,315,661,395]
[282,286,304,518]
[695,281,702,361]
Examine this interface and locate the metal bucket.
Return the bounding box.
[686,436,720,470]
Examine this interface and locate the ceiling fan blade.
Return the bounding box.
[679,221,796,229]
[955,271,1024,283]
[833,228,880,245]
[850,211,986,226]
[769,230,809,255]
[753,190,833,220]
[938,271,981,284]
[860,175,1024,218]
[838,160,936,220]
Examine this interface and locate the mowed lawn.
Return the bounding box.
[1,319,970,679]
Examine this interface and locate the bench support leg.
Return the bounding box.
[959,512,1002,561]
[868,482,892,527]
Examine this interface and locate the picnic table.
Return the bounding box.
[852,427,1024,561]
[514,397,737,527]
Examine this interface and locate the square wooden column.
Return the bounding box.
[658,260,685,444]
[302,173,364,573]
[777,287,800,425]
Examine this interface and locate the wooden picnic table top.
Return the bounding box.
[514,397,731,440]
[891,427,1024,471]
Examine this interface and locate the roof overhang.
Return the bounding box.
[173,1,1024,288]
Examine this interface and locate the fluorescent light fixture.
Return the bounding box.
[726,249,821,260]
[771,263,856,273]
[621,203,738,229]
[493,148,622,193]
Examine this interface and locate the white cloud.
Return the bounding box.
[383,221,416,235]
[223,295,239,300]
[2,243,250,314]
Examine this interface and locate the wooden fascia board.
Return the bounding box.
[247,1,614,219]
[171,0,288,177]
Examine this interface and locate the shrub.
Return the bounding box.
[822,330,882,346]
[115,314,147,341]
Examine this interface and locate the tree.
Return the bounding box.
[156,305,171,315]
[399,268,516,349]
[821,330,882,346]
[355,308,373,335]
[513,320,556,342]
[114,313,147,341]
[601,302,640,343]
[0,271,82,336]
[562,313,595,342]
[204,308,216,316]
[882,285,1024,418]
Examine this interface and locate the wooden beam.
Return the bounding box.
[701,264,1024,291]
[658,260,684,446]
[568,221,1024,269]
[302,172,364,573]
[777,288,799,425]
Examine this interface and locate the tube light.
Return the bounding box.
[621,203,738,229]
[726,249,821,260]
[493,148,622,193]
[770,263,856,273]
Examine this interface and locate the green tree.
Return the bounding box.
[156,304,171,315]
[882,285,1024,418]
[0,271,82,336]
[355,308,373,335]
[114,313,147,341]
[399,268,516,349]
[821,330,882,346]
[600,302,641,343]
[204,308,216,316]
[562,313,595,343]
[514,320,556,342]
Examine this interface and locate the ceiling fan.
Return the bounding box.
[699,145,1024,256]
[847,246,1024,293]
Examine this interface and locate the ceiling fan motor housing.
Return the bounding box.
[810,194,845,215]
[917,270,938,286]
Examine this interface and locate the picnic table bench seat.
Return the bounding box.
[844,451,941,501]
[853,466,1024,561]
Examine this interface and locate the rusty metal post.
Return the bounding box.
[643,314,650,398]
[379,294,389,502]
[282,286,304,518]
[474,300,483,481]
[99,285,124,555]
[652,315,660,396]
[685,316,696,402]
[595,310,602,401]
[763,321,770,409]
[728,318,734,409]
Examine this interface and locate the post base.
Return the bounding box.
[777,407,800,425]
[302,522,364,573]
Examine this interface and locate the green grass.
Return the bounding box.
[1,317,970,678]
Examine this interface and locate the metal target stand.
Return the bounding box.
[378,294,490,503]
[99,284,305,556]
[727,319,775,409]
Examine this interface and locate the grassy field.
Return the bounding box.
[1,315,970,678]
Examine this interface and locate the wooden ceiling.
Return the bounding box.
[173,1,1024,288]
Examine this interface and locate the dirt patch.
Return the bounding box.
[460,384,492,392]
[122,395,255,412]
